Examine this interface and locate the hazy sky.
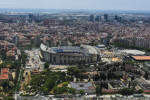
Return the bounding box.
[0,0,149,11]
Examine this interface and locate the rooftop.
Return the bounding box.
[40,44,100,55]
[0,68,9,80]
[70,82,94,90]
[132,56,150,61]
[119,49,145,55]
[82,72,97,75]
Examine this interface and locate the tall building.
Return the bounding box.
[115,15,122,22]
[115,15,119,21]
[95,16,101,22]
[29,14,35,23]
[101,36,110,46]
[29,14,34,19]
[104,14,108,22]
[34,35,41,46]
[0,34,6,40]
[13,36,19,45]
[90,15,94,22]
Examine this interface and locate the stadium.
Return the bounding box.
[39,44,101,64]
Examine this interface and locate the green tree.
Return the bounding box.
[23,84,28,91]
[20,50,27,66]
[61,82,69,93]
[67,67,80,77]
[3,97,15,100]
[53,82,76,95]
[128,82,131,89]
[44,62,49,69]
[96,86,102,96]
[65,76,73,82]
[43,87,49,94]
[44,78,55,93]
[62,82,68,87]
[69,88,76,95]
[80,90,85,96]
[29,75,44,92]
[137,89,143,94]
[53,86,60,94]
[132,82,136,90]
[120,88,134,95]
[27,69,69,94]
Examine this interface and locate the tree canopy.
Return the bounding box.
[44,62,49,69]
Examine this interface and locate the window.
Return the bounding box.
[64,60,66,64]
[60,60,62,64]
[54,56,56,62]
[79,84,84,87]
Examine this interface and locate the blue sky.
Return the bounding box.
[0,0,149,11]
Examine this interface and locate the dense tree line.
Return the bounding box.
[53,82,76,95]
[96,86,102,96]
[94,72,122,81]
[26,69,72,94]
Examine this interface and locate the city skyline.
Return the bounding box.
[0,1,150,99]
[0,0,149,11]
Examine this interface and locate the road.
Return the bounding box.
[25,49,44,71]
[15,49,45,100]
[17,95,50,100]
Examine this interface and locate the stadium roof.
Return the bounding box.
[40,44,100,55]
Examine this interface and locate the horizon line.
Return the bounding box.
[0,8,150,14]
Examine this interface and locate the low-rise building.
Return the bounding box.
[0,68,12,84]
[132,56,150,61]
[6,50,16,60]
[31,70,40,76]
[70,82,95,94]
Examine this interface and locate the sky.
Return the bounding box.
[0,0,149,11]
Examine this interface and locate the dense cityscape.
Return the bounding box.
[0,8,150,100]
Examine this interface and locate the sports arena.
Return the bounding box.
[39,44,101,64]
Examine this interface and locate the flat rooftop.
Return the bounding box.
[119,49,145,55]
[70,82,94,90]
[0,68,8,80]
[132,56,150,61]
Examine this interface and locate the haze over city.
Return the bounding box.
[0,0,149,11]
